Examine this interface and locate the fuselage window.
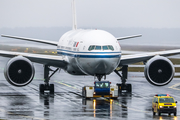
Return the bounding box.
[95,46,101,50]
[102,46,108,50]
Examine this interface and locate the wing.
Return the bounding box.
[0,50,68,69]
[116,34,142,40]
[1,34,58,46]
[119,49,180,66]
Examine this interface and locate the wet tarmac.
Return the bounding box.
[0,57,180,120]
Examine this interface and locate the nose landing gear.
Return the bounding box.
[114,65,132,93]
[96,75,105,81]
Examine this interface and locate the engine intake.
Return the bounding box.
[144,56,174,86]
[4,56,35,87]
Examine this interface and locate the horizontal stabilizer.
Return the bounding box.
[116,34,142,41]
[1,34,58,46]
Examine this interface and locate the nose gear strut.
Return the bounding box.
[95,75,106,81]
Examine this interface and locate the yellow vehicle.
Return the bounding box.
[152,94,177,116]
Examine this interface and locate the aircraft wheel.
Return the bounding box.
[82,87,86,98]
[50,84,54,94]
[127,84,132,93]
[39,84,44,94]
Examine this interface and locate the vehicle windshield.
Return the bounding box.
[159,98,175,103]
[95,82,109,88]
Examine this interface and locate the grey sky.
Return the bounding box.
[0,0,180,28]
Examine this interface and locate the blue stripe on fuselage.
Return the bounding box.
[57,51,121,58]
[57,49,121,54]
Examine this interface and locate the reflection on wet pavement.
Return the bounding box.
[0,57,179,119]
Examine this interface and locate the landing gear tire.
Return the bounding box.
[50,84,54,94]
[114,65,132,94]
[39,84,54,94]
[39,84,44,94]
[127,84,132,93]
[82,87,86,98]
[39,65,59,95]
[117,83,132,93]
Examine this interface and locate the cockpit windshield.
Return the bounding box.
[88,45,114,51]
[88,45,95,51]
[102,46,108,50]
[108,45,114,50]
[95,46,101,50]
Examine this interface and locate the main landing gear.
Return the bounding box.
[114,65,132,93]
[39,65,59,94]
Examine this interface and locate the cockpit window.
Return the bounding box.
[88,45,114,51]
[102,46,108,50]
[88,45,95,51]
[95,46,101,50]
[108,45,114,51]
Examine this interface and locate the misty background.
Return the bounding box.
[1,27,180,48]
[0,0,180,48]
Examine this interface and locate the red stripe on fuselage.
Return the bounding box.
[76,42,79,47]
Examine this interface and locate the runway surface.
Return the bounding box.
[0,57,180,120]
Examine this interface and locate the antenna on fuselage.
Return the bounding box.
[72,0,77,30]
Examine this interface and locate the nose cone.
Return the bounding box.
[93,59,114,74]
[76,57,121,75]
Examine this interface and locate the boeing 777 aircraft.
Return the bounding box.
[1,0,180,94]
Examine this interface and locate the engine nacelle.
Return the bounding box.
[144,56,174,86]
[4,56,35,87]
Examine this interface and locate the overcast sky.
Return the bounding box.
[0,0,180,29]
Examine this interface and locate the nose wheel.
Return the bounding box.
[114,65,132,93]
[39,65,59,94]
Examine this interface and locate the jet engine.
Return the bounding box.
[4,56,35,87]
[144,56,174,86]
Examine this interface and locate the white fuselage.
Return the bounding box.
[57,29,121,76]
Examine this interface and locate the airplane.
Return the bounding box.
[1,0,180,94]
